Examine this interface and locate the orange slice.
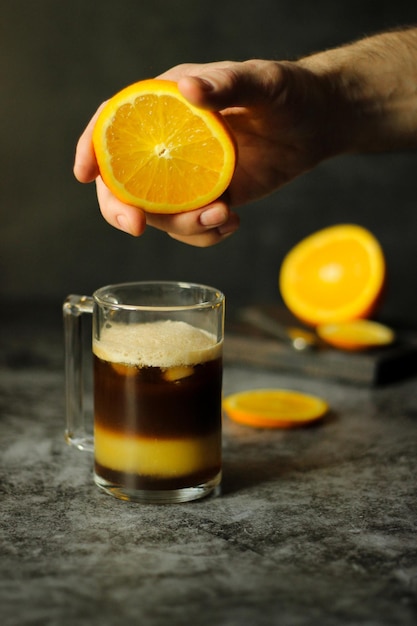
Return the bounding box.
[279,224,386,326]
[317,319,395,351]
[223,389,328,429]
[92,79,236,213]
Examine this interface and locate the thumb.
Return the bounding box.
[177,60,286,111]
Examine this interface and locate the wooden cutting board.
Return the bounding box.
[224,306,417,385]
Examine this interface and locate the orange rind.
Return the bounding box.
[279,224,386,326]
[92,79,236,213]
[223,389,329,429]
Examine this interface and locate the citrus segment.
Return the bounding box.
[279,224,386,326]
[316,319,395,351]
[92,79,236,213]
[223,389,328,428]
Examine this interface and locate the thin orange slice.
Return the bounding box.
[279,224,386,326]
[92,79,236,213]
[317,319,395,351]
[223,389,328,429]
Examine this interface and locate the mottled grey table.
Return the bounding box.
[1,304,416,626]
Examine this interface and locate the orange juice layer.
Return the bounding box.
[94,425,221,477]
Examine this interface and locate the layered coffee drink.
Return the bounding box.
[92,320,222,495]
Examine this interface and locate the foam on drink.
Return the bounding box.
[93,320,221,368]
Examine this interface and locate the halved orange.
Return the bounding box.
[316,319,395,351]
[279,224,386,326]
[92,79,236,213]
[223,389,328,429]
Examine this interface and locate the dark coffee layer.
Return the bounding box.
[94,356,222,438]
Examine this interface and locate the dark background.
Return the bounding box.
[2,0,417,326]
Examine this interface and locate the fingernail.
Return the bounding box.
[199,206,227,227]
[116,214,132,234]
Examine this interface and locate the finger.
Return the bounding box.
[145,201,232,237]
[176,60,283,111]
[167,212,240,248]
[96,177,147,237]
[73,103,106,183]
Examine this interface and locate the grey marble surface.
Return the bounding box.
[1,305,416,626]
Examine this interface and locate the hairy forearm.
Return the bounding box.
[297,27,417,156]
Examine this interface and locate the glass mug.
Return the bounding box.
[63,281,224,503]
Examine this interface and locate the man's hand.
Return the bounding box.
[74,59,331,246]
[74,28,417,246]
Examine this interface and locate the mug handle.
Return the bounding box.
[63,295,94,452]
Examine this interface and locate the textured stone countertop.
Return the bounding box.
[1,303,416,626]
